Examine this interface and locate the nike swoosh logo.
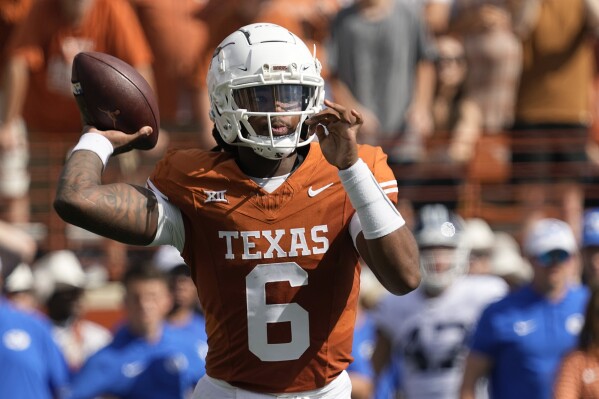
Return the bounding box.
[308,183,334,197]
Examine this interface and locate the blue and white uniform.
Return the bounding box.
[373,275,507,399]
[348,311,376,379]
[168,312,208,377]
[0,299,69,399]
[67,324,204,399]
[468,283,589,399]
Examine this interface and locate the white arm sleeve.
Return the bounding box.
[147,179,185,252]
[349,213,362,249]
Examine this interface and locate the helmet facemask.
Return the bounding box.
[414,204,470,295]
[419,246,469,295]
[231,83,319,159]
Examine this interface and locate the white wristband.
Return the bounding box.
[339,158,405,240]
[70,132,114,168]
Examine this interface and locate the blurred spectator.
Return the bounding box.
[326,0,437,164]
[553,283,599,399]
[357,266,404,399]
[129,0,214,148]
[372,204,507,399]
[347,266,384,399]
[462,217,495,275]
[582,207,599,285]
[197,0,269,49]
[589,17,599,174]
[0,219,39,313]
[0,218,37,267]
[33,250,112,372]
[490,231,533,290]
[449,0,522,136]
[193,0,270,147]
[430,35,468,136]
[0,0,33,224]
[252,0,341,81]
[439,1,521,208]
[0,0,32,58]
[4,262,39,312]
[507,0,597,241]
[153,245,207,376]
[374,353,403,399]
[404,34,467,211]
[0,260,70,399]
[460,218,589,399]
[349,309,375,399]
[66,263,204,399]
[0,0,153,226]
[2,0,153,134]
[423,0,452,35]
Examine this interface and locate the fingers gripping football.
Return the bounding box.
[83,125,154,155]
[306,99,362,170]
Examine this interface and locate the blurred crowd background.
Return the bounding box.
[2,0,599,398]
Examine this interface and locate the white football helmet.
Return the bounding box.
[207,23,325,160]
[414,204,470,294]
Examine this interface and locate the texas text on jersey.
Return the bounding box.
[149,143,398,392]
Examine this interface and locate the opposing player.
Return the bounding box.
[54,23,420,397]
[371,204,507,399]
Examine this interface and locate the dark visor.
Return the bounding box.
[233,84,314,112]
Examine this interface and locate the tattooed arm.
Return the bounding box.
[54,126,159,245]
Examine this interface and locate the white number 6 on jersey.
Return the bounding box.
[246,262,310,361]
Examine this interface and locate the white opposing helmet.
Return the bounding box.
[207,23,325,160]
[414,204,470,293]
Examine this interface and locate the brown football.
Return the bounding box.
[71,51,159,153]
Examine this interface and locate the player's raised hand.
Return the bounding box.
[83,125,154,155]
[305,99,361,170]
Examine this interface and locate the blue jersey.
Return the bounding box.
[67,324,204,399]
[348,312,376,379]
[0,299,69,399]
[168,312,208,377]
[374,354,402,399]
[469,284,589,399]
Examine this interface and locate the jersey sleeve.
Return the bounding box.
[148,149,189,202]
[147,179,185,251]
[362,145,399,205]
[66,351,115,399]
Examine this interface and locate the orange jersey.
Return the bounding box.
[7,0,152,133]
[129,0,208,125]
[554,350,599,399]
[149,143,398,393]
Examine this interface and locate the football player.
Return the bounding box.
[371,204,508,399]
[54,23,420,398]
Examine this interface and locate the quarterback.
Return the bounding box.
[54,23,420,398]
